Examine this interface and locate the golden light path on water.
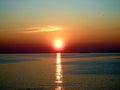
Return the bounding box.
[55,53,64,90]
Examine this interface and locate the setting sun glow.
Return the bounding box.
[54,39,64,51]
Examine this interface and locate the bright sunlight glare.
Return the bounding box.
[54,39,64,50]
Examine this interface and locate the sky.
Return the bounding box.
[0,0,120,53]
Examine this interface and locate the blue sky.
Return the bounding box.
[0,0,120,19]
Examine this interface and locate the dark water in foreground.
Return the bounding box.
[0,53,120,90]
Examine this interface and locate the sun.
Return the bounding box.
[54,39,64,50]
[55,41,62,48]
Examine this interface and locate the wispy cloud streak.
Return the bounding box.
[23,26,62,33]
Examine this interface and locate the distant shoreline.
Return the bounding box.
[0,52,120,54]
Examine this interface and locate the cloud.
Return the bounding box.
[23,26,62,33]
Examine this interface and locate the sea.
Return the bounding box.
[0,53,120,90]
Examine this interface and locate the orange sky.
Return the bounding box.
[0,0,120,52]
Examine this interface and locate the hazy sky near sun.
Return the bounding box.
[0,0,120,52]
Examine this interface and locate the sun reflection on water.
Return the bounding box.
[55,53,64,90]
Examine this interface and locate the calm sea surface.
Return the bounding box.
[0,53,120,90]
